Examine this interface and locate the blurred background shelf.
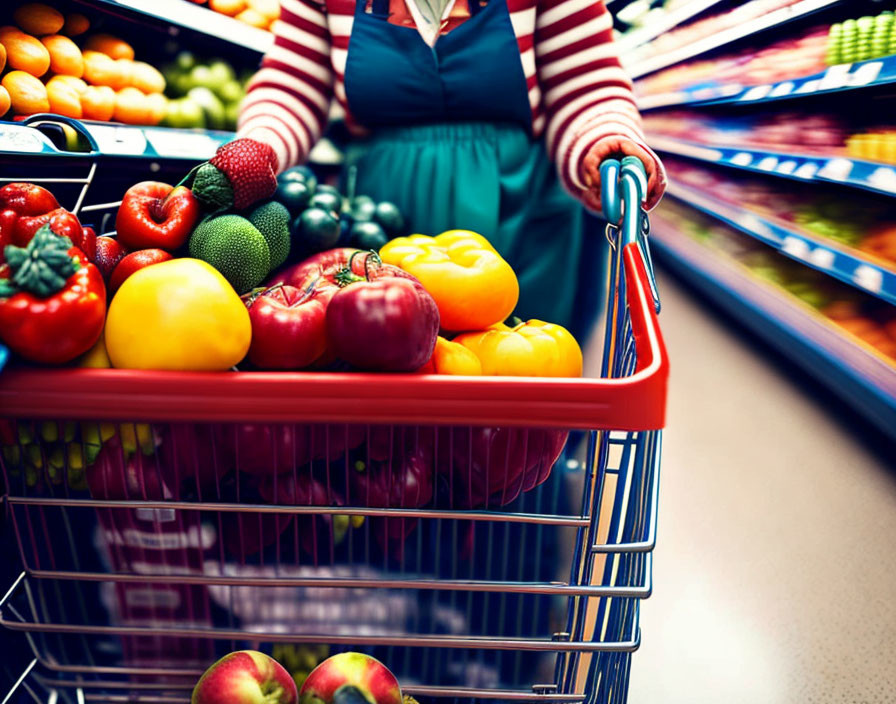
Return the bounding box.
[617,0,727,52]
[83,0,272,53]
[649,135,896,198]
[666,181,896,305]
[650,215,896,439]
[626,0,842,78]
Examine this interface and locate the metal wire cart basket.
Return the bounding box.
[0,142,668,704]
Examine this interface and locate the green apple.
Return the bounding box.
[179,97,207,129]
[188,87,226,130]
[218,79,244,104]
[176,51,196,72]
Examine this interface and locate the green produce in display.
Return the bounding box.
[161,52,248,130]
[249,201,292,269]
[189,214,271,293]
[826,10,896,66]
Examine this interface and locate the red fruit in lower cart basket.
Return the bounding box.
[94,235,126,279]
[325,273,439,372]
[86,438,174,501]
[300,652,401,704]
[108,248,173,295]
[245,283,332,370]
[115,182,200,251]
[192,650,297,704]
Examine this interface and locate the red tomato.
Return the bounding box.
[115,182,200,252]
[95,236,127,279]
[108,248,173,294]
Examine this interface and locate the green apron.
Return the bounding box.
[344,122,586,332]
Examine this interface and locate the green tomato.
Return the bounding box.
[275,181,313,215]
[350,221,388,251]
[315,184,342,199]
[298,208,341,250]
[373,201,406,237]
[309,191,342,216]
[278,166,318,192]
[350,196,377,222]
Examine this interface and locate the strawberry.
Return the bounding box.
[208,138,279,210]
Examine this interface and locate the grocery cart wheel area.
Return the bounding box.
[0,157,667,704]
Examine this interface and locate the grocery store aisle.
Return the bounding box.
[627,269,896,704]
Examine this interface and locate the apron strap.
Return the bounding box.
[371,0,389,19]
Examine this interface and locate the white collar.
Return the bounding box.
[404,0,458,46]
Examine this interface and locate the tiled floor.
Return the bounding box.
[627,270,896,704]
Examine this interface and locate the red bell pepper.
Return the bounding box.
[0,224,106,364]
[0,183,90,263]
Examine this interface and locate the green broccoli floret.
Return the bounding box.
[189,214,270,293]
[249,200,291,270]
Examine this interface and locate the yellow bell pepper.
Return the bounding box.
[105,258,251,370]
[426,336,482,375]
[454,320,583,377]
[379,230,519,331]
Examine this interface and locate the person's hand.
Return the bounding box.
[581,136,666,213]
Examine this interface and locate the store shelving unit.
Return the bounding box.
[651,218,896,439]
[626,0,842,79]
[648,136,896,198]
[85,0,272,53]
[638,55,896,110]
[617,0,727,53]
[665,182,896,305]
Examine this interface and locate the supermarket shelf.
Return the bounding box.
[626,0,841,78]
[86,0,273,53]
[650,135,896,199]
[650,220,896,440]
[638,54,896,109]
[665,181,896,305]
[617,0,726,53]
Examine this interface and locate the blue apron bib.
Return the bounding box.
[341,0,602,339]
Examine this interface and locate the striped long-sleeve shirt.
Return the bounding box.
[237,0,661,204]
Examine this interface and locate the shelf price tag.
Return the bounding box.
[849,61,883,87]
[741,85,772,101]
[776,160,798,175]
[87,124,148,156]
[0,124,52,153]
[769,82,795,97]
[794,162,819,179]
[853,265,883,294]
[866,167,896,194]
[782,236,834,271]
[731,152,754,167]
[819,64,852,90]
[757,156,778,171]
[817,158,854,181]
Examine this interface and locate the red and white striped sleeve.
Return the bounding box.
[237,0,334,172]
[534,0,664,205]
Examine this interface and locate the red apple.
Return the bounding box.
[95,236,127,279]
[108,248,173,294]
[115,181,201,252]
[193,651,297,704]
[300,653,401,704]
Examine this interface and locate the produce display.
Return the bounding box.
[664,158,896,267]
[161,52,248,130]
[199,0,280,32]
[635,25,829,98]
[1,3,169,123]
[826,11,896,66]
[655,199,896,362]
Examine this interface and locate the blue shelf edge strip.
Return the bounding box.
[0,119,235,161]
[639,54,896,110]
[650,135,896,200]
[665,183,896,306]
[651,231,896,440]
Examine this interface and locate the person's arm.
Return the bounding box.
[237,0,335,173]
[535,0,666,211]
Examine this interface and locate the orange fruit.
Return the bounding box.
[144,92,167,125]
[112,58,133,90]
[0,27,51,77]
[84,34,134,61]
[62,13,90,37]
[83,50,124,87]
[1,70,50,114]
[0,42,6,72]
[81,84,115,121]
[46,79,82,118]
[235,8,268,28]
[13,3,64,36]
[209,0,247,17]
[41,34,84,77]
[0,86,11,116]
[130,61,165,94]
[113,86,149,124]
[48,74,87,94]
[248,0,280,20]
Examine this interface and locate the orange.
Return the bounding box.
[248,0,280,20]
[48,74,87,94]
[1,70,50,115]
[130,61,165,94]
[13,3,64,36]
[81,85,115,121]
[84,34,134,61]
[83,50,121,87]
[235,8,268,28]
[113,86,149,124]
[41,34,84,77]
[46,79,82,118]
[62,13,90,37]
[112,58,133,90]
[0,42,6,73]
[0,86,10,116]
[209,0,247,17]
[0,27,51,77]
[144,92,167,125]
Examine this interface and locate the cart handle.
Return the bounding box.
[22,114,100,156]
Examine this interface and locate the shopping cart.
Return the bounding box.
[0,120,668,704]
